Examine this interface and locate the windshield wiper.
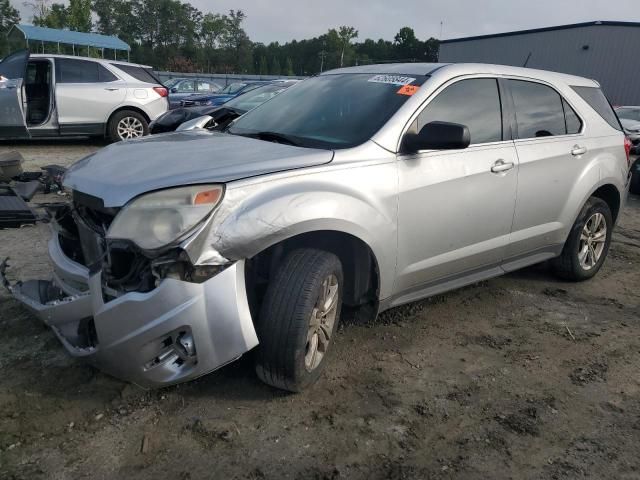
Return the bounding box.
[242,131,302,146]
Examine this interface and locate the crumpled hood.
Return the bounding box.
[64,130,334,207]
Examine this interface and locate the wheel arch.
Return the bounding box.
[244,229,381,324]
[590,183,621,223]
[104,105,151,136]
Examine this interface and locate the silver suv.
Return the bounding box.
[1,63,631,392]
[0,51,168,142]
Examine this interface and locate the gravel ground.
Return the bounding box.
[1,142,639,480]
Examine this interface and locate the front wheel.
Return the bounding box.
[552,197,613,281]
[630,160,640,195]
[108,110,149,142]
[254,249,343,392]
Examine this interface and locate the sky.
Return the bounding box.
[16,0,640,44]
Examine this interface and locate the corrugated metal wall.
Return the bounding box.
[439,25,640,105]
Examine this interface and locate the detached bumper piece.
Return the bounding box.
[1,245,259,388]
[0,185,37,228]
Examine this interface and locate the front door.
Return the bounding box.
[0,50,30,138]
[395,77,518,294]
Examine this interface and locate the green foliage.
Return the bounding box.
[259,55,268,75]
[0,0,20,56]
[67,0,92,31]
[270,57,281,76]
[18,0,440,75]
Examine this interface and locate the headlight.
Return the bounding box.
[202,100,214,106]
[107,185,224,250]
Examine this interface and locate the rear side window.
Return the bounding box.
[509,80,566,139]
[572,86,622,131]
[563,99,582,134]
[111,64,160,85]
[55,58,117,83]
[414,78,503,145]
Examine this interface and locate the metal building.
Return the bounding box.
[439,21,640,105]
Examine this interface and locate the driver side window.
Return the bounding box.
[410,78,503,145]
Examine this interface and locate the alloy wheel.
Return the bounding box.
[305,274,339,372]
[578,212,607,270]
[117,116,144,140]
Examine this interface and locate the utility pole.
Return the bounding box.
[440,21,444,39]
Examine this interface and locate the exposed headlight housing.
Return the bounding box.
[107,185,224,250]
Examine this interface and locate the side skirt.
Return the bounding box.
[378,245,563,313]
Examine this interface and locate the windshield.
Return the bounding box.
[616,107,640,122]
[164,78,181,88]
[228,73,428,149]
[226,84,290,113]
[220,82,248,94]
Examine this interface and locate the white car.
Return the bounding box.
[0,50,168,142]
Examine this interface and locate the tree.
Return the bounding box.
[337,25,358,67]
[200,12,226,49]
[41,3,67,29]
[23,0,52,25]
[270,57,281,76]
[259,55,268,75]
[394,26,421,61]
[221,9,252,73]
[67,0,91,32]
[285,57,294,76]
[0,0,20,56]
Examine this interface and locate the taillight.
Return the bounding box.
[624,136,632,169]
[153,86,168,97]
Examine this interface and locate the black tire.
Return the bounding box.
[552,197,613,281]
[254,249,343,392]
[630,165,640,195]
[107,110,149,142]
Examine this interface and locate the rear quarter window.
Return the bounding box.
[111,64,161,85]
[572,86,622,131]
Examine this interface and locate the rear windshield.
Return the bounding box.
[572,86,622,131]
[111,64,161,85]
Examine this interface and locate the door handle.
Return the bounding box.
[571,145,587,156]
[104,87,120,91]
[491,160,515,173]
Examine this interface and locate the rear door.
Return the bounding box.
[504,79,588,262]
[0,50,30,138]
[55,58,126,133]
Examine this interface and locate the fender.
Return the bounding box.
[560,148,626,243]
[189,161,399,298]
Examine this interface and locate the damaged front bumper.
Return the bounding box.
[1,233,258,389]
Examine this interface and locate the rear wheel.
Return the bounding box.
[552,197,613,281]
[254,249,343,392]
[108,110,148,142]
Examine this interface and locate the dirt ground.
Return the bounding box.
[0,141,639,480]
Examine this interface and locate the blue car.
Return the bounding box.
[165,78,223,109]
[179,81,269,108]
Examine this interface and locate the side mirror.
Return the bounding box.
[402,121,471,153]
[170,87,178,93]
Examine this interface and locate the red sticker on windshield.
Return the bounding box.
[397,85,419,96]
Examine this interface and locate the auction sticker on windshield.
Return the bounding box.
[368,75,416,86]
